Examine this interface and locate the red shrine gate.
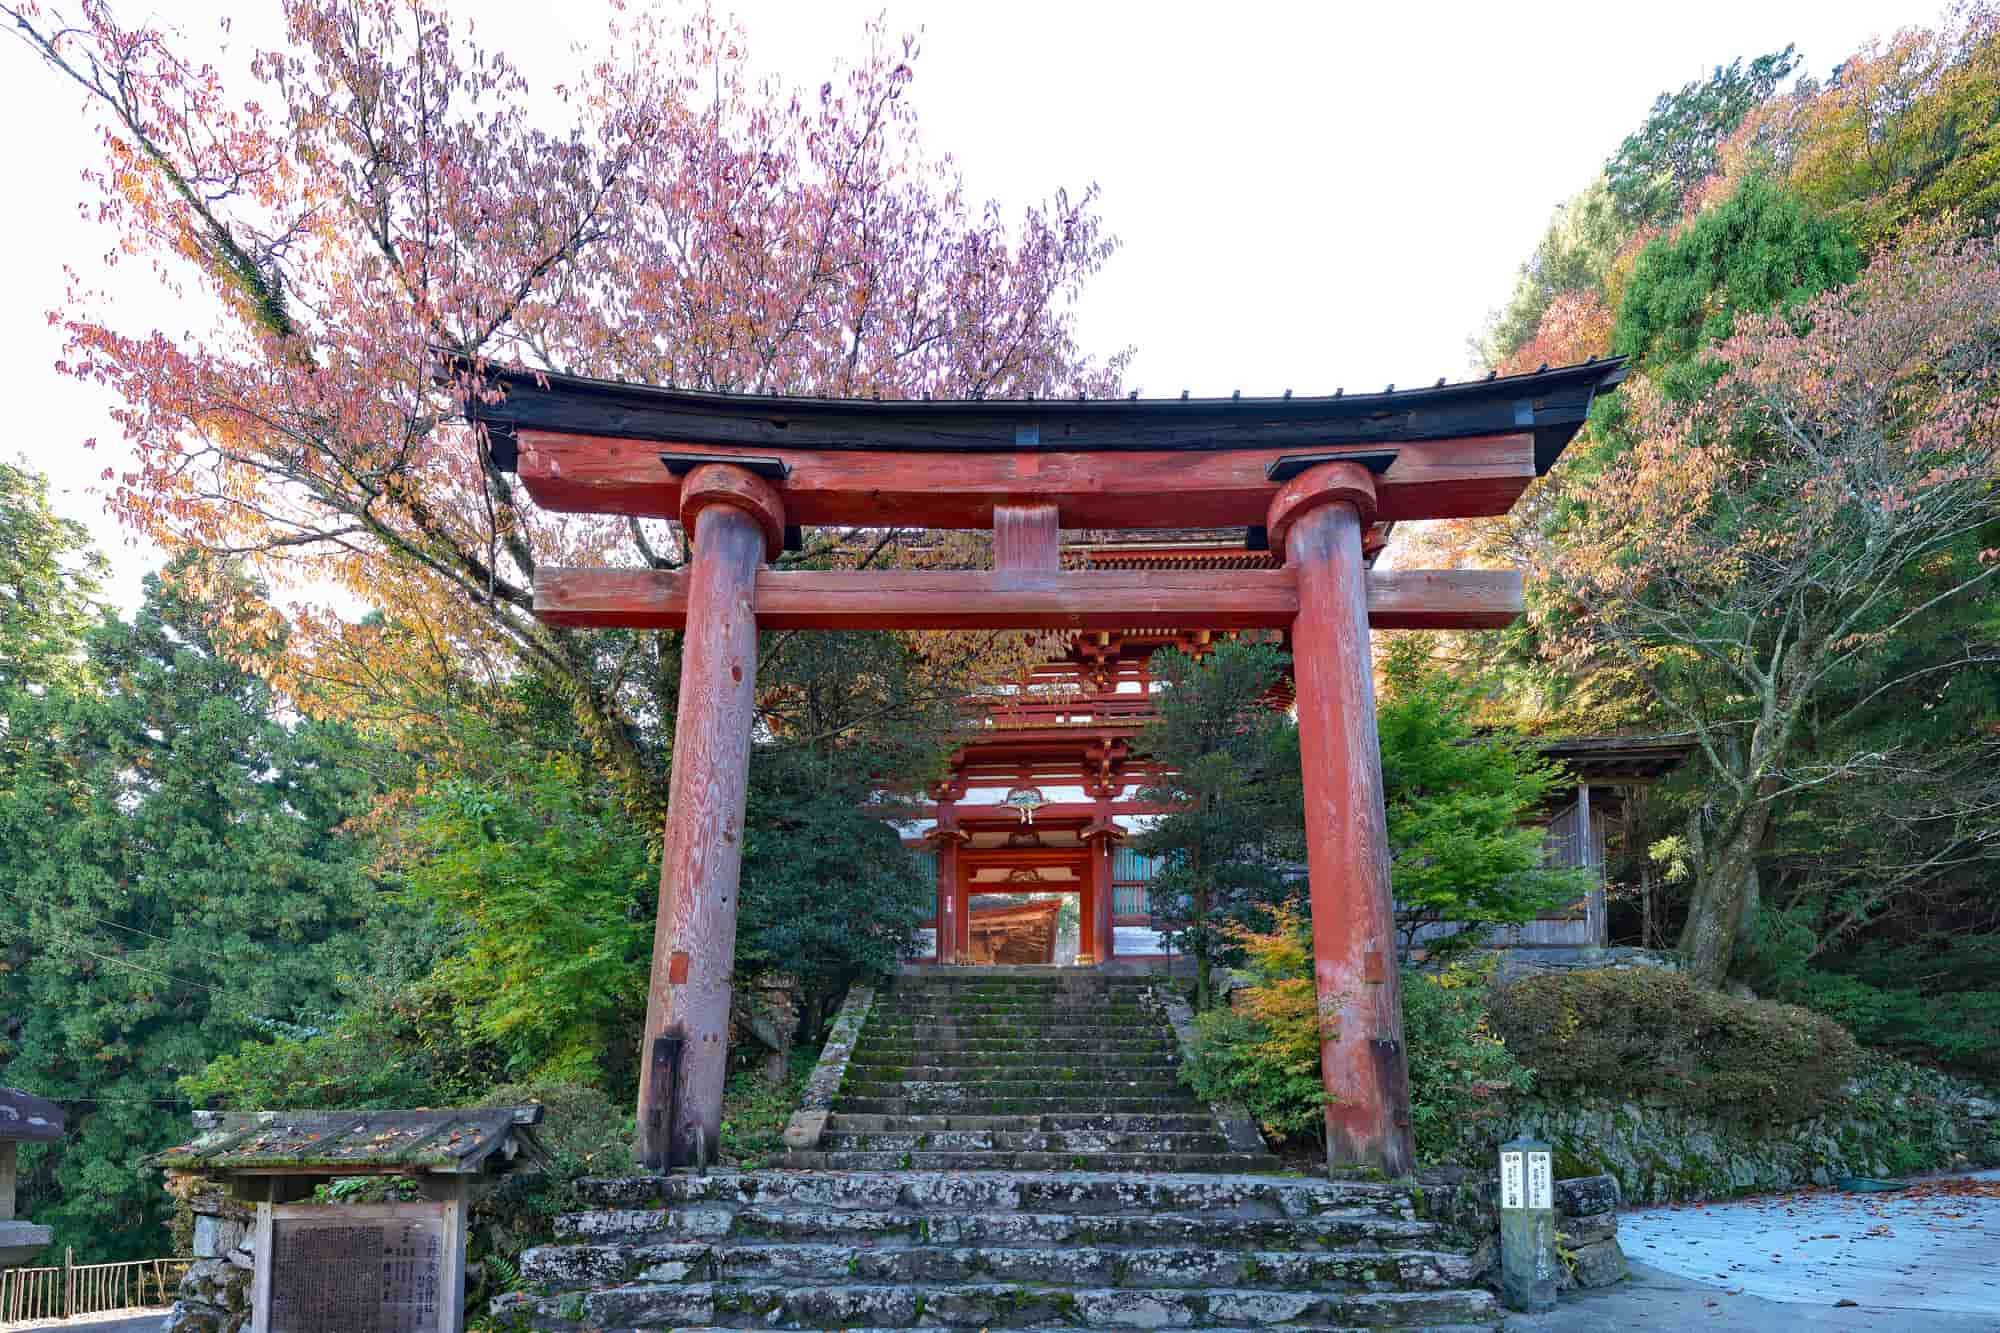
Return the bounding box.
[469,358,1626,1177]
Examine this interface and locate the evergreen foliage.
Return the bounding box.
[1377,645,1590,959]
[0,559,379,1261]
[1399,961,1534,1158]
[1135,640,1303,1009]
[1612,174,1860,384]
[738,745,933,1044]
[0,458,105,690]
[405,759,653,1089]
[1180,904,1325,1141]
[1605,46,1801,225]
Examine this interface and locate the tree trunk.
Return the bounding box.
[1192,880,1212,1011]
[1677,799,1771,987]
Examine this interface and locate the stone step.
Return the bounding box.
[819,1129,1233,1154]
[872,1003,1156,1016]
[826,1112,1220,1134]
[849,1052,1179,1072]
[855,1041,1173,1054]
[780,1149,1285,1173]
[500,1279,1500,1329]
[842,1067,1183,1087]
[556,1203,1447,1251]
[856,1037,1179,1056]
[574,1169,1413,1216]
[866,1019,1160,1033]
[843,1075,1187,1095]
[859,1017,1159,1033]
[521,1238,1481,1291]
[892,973,1159,985]
[501,1321,1499,1333]
[839,1095,1206,1117]
[860,1032,1172,1048]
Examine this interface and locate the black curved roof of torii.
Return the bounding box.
[464,357,1627,477]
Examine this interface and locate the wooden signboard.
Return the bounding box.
[250,1199,464,1333]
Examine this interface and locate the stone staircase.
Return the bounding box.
[495,970,1502,1329]
[783,967,1274,1173]
[499,1169,1503,1330]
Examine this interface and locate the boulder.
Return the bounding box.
[1555,1173,1621,1217]
[160,1306,225,1333]
[1568,1237,1629,1287]
[1559,1210,1617,1246]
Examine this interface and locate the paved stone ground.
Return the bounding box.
[1514,1169,2000,1331]
[1619,1168,2000,1314]
[1510,1260,1999,1331]
[0,1314,165,1332]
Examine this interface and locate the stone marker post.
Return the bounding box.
[1499,1135,1557,1312]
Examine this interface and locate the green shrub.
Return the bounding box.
[1182,907,1533,1154]
[1181,904,1329,1143]
[461,1082,634,1314]
[719,1047,820,1166]
[1184,1005,1328,1143]
[1403,961,1533,1161]
[1488,968,1859,1120]
[472,1081,635,1176]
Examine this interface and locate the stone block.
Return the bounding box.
[161,1305,226,1333]
[1556,1173,1621,1216]
[1216,1113,1266,1153]
[1568,1236,1629,1287]
[781,1109,829,1151]
[193,1210,247,1259]
[1559,1209,1617,1246]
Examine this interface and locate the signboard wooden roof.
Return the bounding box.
[157,1106,548,1177]
[0,1088,63,1143]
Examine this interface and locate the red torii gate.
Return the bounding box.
[468,358,1625,1177]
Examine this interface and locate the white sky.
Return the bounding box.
[0,0,1936,608]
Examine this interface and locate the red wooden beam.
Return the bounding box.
[533,567,1523,631]
[515,429,1537,529]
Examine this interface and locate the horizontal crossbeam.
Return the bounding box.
[515,429,1538,529]
[533,567,1522,631]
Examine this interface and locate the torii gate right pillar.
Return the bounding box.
[1269,462,1414,1178]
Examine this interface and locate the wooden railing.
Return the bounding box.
[966,696,1161,728]
[0,1251,190,1324]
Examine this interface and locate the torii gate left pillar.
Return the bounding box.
[636,464,785,1169]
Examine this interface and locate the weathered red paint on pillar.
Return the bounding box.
[1085,830,1117,964]
[1077,873,1099,967]
[955,870,972,960]
[636,464,784,1168]
[929,823,965,964]
[1269,461,1413,1179]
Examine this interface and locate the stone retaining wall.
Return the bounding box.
[1442,1056,2000,1205]
[162,1186,252,1333]
[779,984,873,1152]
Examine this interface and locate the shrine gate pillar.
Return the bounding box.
[1268,462,1413,1178]
[637,464,784,1168]
[1083,824,1119,966]
[927,825,967,964]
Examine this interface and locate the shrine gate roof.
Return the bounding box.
[467,358,1626,477]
